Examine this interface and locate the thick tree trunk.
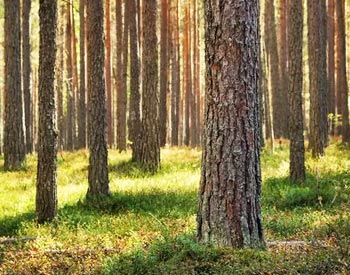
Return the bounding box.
[78,0,86,149]
[288,0,305,182]
[335,0,350,143]
[129,0,141,159]
[133,0,160,172]
[159,0,168,147]
[22,0,33,154]
[86,0,109,198]
[328,0,336,135]
[36,0,58,224]
[4,0,26,170]
[308,0,327,157]
[197,0,264,248]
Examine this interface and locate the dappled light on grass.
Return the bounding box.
[0,143,350,274]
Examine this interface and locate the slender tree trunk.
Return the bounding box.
[4,0,26,170]
[308,0,326,157]
[171,0,180,146]
[133,0,160,172]
[78,0,86,149]
[22,0,33,154]
[105,0,113,148]
[288,0,305,182]
[65,1,74,151]
[184,5,191,146]
[57,3,65,150]
[328,0,336,135]
[159,0,168,147]
[71,10,78,147]
[190,1,197,147]
[129,0,141,159]
[335,0,350,143]
[278,0,289,138]
[116,0,127,151]
[198,0,264,248]
[265,0,282,139]
[86,0,109,198]
[36,0,58,224]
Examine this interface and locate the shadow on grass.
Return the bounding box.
[108,160,158,178]
[61,189,197,218]
[263,170,350,210]
[0,212,35,236]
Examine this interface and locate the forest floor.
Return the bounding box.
[0,140,350,274]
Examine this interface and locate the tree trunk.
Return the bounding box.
[184,6,191,146]
[308,0,327,157]
[86,0,109,197]
[105,0,113,148]
[22,0,33,154]
[129,0,141,159]
[116,0,128,151]
[278,0,290,138]
[171,0,180,146]
[4,0,26,170]
[36,0,58,224]
[190,1,197,147]
[159,0,168,147]
[328,0,336,135]
[133,0,160,172]
[335,0,350,143]
[288,0,305,182]
[78,0,86,149]
[265,0,282,139]
[197,0,264,248]
[65,1,74,151]
[71,9,78,147]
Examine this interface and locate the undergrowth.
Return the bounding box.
[0,142,349,274]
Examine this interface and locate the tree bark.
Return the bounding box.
[335,0,350,143]
[133,0,160,172]
[22,0,33,154]
[197,0,264,248]
[308,0,327,157]
[105,0,113,148]
[78,0,87,149]
[116,0,128,151]
[86,0,109,197]
[171,0,180,146]
[278,0,289,138]
[36,0,58,224]
[184,5,191,146]
[327,0,336,135]
[265,0,283,139]
[288,0,305,182]
[129,0,141,159]
[159,0,168,147]
[65,1,74,151]
[4,0,26,170]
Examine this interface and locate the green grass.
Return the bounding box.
[0,142,350,274]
